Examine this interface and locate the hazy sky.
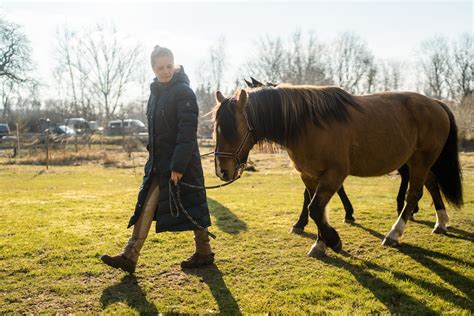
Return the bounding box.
[1,0,473,96]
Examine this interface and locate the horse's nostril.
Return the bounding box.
[221,170,228,179]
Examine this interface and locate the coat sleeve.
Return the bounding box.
[170,85,199,174]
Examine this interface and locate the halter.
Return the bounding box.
[214,99,255,180]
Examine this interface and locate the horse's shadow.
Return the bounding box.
[100,275,159,314]
[208,198,247,234]
[350,223,474,309]
[322,255,439,314]
[183,264,241,315]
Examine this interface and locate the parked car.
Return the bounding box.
[88,121,104,133]
[0,124,10,138]
[40,125,76,143]
[64,118,91,134]
[107,119,147,136]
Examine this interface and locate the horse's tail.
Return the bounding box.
[430,101,463,208]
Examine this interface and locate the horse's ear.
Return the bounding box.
[244,79,253,87]
[237,90,248,109]
[216,91,226,103]
[250,77,263,87]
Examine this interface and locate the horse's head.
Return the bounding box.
[213,89,255,182]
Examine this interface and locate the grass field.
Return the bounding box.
[0,151,473,314]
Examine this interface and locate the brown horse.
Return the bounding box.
[213,84,463,258]
[243,78,444,232]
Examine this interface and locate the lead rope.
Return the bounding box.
[167,162,248,239]
[169,180,217,239]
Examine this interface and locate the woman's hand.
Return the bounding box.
[171,171,183,185]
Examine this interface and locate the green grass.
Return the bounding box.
[0,153,473,314]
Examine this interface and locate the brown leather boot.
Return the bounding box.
[100,254,136,273]
[180,252,215,269]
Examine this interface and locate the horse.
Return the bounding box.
[212,84,463,258]
[243,78,446,232]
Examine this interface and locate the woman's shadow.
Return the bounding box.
[208,198,247,234]
[183,264,241,315]
[101,275,159,314]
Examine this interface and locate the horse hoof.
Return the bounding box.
[432,226,448,235]
[291,226,305,234]
[330,240,343,253]
[410,216,416,222]
[307,247,326,259]
[382,237,400,247]
[344,218,356,224]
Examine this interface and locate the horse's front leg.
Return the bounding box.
[291,189,311,234]
[302,170,346,258]
[397,165,419,220]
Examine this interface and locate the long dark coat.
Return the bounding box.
[127,66,211,232]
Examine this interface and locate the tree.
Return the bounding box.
[53,23,141,121]
[245,35,285,83]
[195,37,228,138]
[0,18,34,118]
[379,59,404,91]
[327,32,375,94]
[79,24,141,121]
[283,30,329,85]
[0,18,32,83]
[448,33,473,100]
[418,36,450,99]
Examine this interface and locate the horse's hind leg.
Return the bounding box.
[291,188,311,234]
[383,157,433,246]
[302,171,345,258]
[338,185,355,223]
[425,172,449,234]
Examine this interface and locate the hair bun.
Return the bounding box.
[154,45,161,50]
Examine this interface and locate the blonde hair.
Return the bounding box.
[150,45,174,66]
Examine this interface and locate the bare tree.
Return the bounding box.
[0,18,33,83]
[283,30,329,85]
[54,25,81,116]
[136,56,150,121]
[327,32,375,94]
[419,36,450,99]
[0,18,35,119]
[448,33,473,100]
[1,79,15,118]
[379,59,405,91]
[76,23,141,121]
[245,35,285,83]
[195,37,228,138]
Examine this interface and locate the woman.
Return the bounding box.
[101,45,214,273]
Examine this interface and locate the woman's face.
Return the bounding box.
[152,55,175,83]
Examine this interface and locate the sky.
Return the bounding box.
[1,0,473,98]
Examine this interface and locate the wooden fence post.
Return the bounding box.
[46,130,50,170]
[15,123,20,158]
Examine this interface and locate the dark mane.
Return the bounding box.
[214,85,362,146]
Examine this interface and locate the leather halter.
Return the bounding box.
[214,98,255,179]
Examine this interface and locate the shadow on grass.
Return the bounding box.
[208,198,247,234]
[351,223,474,310]
[183,264,241,315]
[414,219,474,242]
[322,255,438,314]
[101,275,159,314]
